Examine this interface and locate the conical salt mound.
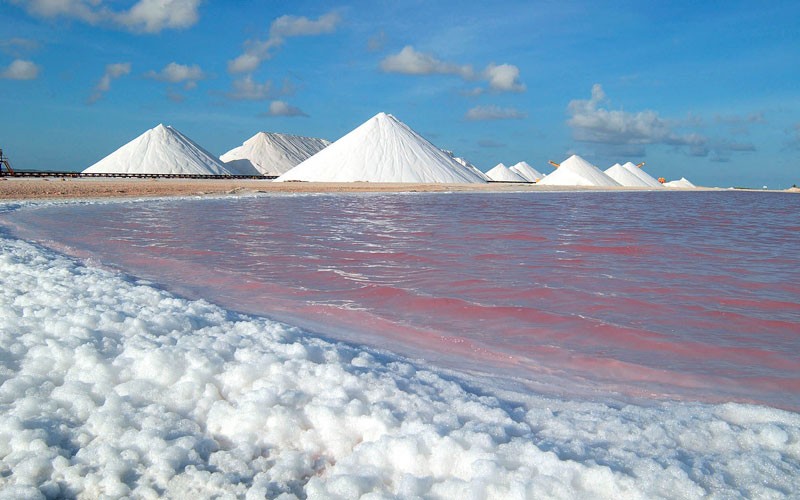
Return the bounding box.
[663,177,696,188]
[605,163,653,187]
[620,162,663,188]
[537,155,621,187]
[84,124,235,175]
[276,113,487,183]
[509,161,544,182]
[221,132,330,176]
[486,163,527,182]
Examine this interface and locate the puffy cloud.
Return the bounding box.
[380,46,474,78]
[0,59,40,80]
[261,100,308,117]
[88,62,131,104]
[227,75,294,101]
[115,0,201,33]
[270,12,340,37]
[567,84,698,146]
[7,0,201,33]
[145,62,205,86]
[483,63,525,92]
[380,46,524,94]
[465,105,526,121]
[228,11,340,74]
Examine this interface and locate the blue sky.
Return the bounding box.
[1,0,798,187]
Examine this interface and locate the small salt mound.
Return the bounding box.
[84,124,236,176]
[276,113,486,183]
[486,163,528,182]
[664,177,697,188]
[620,162,663,188]
[605,163,653,187]
[509,161,544,182]
[537,155,621,187]
[221,132,330,176]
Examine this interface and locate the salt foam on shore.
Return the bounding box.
[0,231,798,498]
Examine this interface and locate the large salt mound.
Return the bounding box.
[84,124,236,175]
[664,177,697,188]
[605,163,653,187]
[276,113,487,183]
[620,162,663,188]
[538,155,621,187]
[486,163,528,182]
[221,132,330,176]
[509,161,544,182]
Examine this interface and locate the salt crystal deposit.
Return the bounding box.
[664,177,697,188]
[605,163,654,187]
[276,113,487,183]
[620,162,664,188]
[220,132,330,176]
[83,124,236,176]
[486,163,528,182]
[509,161,544,182]
[537,155,621,187]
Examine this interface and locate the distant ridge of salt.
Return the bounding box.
[84,124,235,176]
[276,113,487,183]
[486,163,527,182]
[221,132,330,176]
[537,155,621,187]
[664,177,697,188]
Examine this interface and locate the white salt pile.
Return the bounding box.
[1,228,798,498]
[220,132,330,176]
[664,177,697,188]
[605,163,654,187]
[486,163,528,182]
[276,113,487,183]
[83,124,236,176]
[537,155,621,187]
[620,162,663,188]
[509,161,544,182]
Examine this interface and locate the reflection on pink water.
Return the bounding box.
[8,191,800,408]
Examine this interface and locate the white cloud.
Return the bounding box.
[228,11,340,74]
[262,100,308,117]
[115,0,201,33]
[8,0,201,34]
[465,105,526,121]
[270,12,340,37]
[567,84,693,145]
[227,75,294,101]
[0,59,40,80]
[483,63,525,92]
[380,47,524,94]
[145,62,205,84]
[380,46,474,78]
[89,62,131,104]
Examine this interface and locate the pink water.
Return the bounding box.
[8,191,800,409]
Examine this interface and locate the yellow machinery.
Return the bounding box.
[548,160,560,168]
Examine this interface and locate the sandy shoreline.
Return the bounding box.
[1,176,793,201]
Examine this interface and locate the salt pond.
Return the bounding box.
[1,191,799,497]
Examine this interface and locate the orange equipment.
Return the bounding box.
[548,160,560,168]
[636,162,646,168]
[658,177,666,184]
